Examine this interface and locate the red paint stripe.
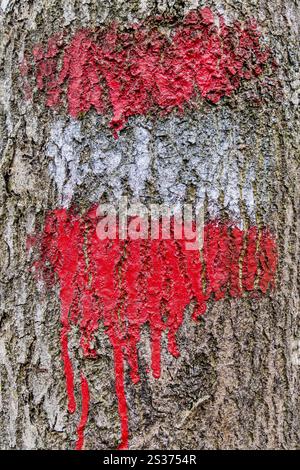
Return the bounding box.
[34,209,277,449]
[23,7,271,134]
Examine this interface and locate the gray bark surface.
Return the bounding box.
[0,0,299,449]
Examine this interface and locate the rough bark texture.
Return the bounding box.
[0,0,299,450]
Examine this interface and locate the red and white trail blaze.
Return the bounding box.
[34,207,277,449]
[24,6,278,450]
[22,7,272,135]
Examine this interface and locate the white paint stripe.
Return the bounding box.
[46,113,276,226]
[1,0,10,12]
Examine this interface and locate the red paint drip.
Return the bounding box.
[113,344,129,450]
[75,374,90,450]
[26,8,271,134]
[35,208,277,449]
[146,238,165,378]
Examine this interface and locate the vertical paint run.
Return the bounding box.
[34,207,277,449]
[75,374,90,450]
[113,345,129,450]
[23,7,272,134]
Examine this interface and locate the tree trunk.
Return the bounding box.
[0,0,299,450]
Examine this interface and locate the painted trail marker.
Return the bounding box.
[21,7,273,136]
[33,208,277,449]
[26,7,278,450]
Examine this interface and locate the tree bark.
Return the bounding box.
[0,0,299,450]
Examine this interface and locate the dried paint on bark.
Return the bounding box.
[23,8,273,135]
[32,207,277,448]
[0,0,299,451]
